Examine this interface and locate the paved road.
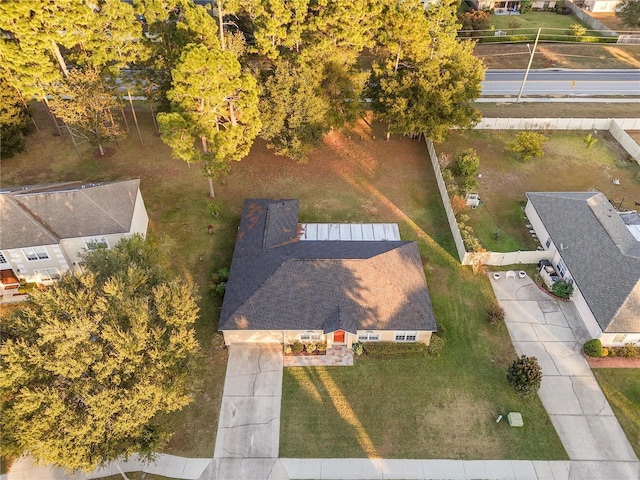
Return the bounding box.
[482,69,640,96]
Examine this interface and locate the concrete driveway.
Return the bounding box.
[200,344,288,480]
[490,274,639,479]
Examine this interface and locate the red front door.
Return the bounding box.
[334,330,345,343]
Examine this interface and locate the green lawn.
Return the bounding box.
[435,130,640,252]
[3,106,567,462]
[489,11,588,33]
[593,369,640,458]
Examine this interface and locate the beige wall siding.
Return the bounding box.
[358,330,432,345]
[600,333,640,346]
[222,330,283,345]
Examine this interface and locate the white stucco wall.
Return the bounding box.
[5,244,70,284]
[130,189,149,236]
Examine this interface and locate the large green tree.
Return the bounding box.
[49,67,124,156]
[0,77,35,158]
[616,0,640,28]
[0,236,200,472]
[371,0,484,141]
[259,58,328,161]
[158,43,261,197]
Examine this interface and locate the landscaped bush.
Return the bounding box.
[567,23,587,36]
[620,343,638,359]
[363,341,428,359]
[583,339,603,357]
[317,343,327,352]
[292,341,304,354]
[306,342,317,354]
[454,148,480,176]
[552,279,574,298]
[508,131,548,161]
[352,341,364,356]
[284,344,293,354]
[460,177,479,196]
[507,355,542,395]
[486,301,505,324]
[428,335,445,357]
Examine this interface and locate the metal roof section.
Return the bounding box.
[299,223,401,241]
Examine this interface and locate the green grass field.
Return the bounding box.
[3,105,570,464]
[488,11,588,33]
[435,129,640,252]
[593,369,640,458]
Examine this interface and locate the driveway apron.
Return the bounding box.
[490,275,639,479]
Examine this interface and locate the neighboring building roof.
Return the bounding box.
[219,199,437,333]
[0,180,141,250]
[527,192,640,333]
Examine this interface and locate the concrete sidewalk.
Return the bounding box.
[489,274,640,479]
[2,453,210,480]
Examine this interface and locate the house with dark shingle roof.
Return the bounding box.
[219,199,437,347]
[526,192,640,346]
[0,180,148,302]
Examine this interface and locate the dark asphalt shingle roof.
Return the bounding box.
[0,180,141,250]
[219,199,437,333]
[527,192,640,333]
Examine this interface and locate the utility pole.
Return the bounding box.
[517,27,541,103]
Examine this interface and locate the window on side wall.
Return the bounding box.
[613,334,627,343]
[35,268,61,282]
[545,237,551,249]
[556,260,567,278]
[300,331,321,341]
[395,331,418,342]
[84,236,108,250]
[358,331,380,342]
[22,247,49,261]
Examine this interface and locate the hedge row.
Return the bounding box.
[363,341,429,358]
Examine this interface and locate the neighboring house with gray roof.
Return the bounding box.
[0,180,148,302]
[219,199,437,347]
[526,192,640,346]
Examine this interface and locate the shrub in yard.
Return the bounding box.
[451,195,469,216]
[454,148,480,176]
[552,279,574,298]
[583,339,603,357]
[284,344,293,354]
[352,341,364,356]
[317,343,327,352]
[508,18,522,29]
[363,341,428,359]
[567,23,587,36]
[608,347,617,357]
[460,177,479,196]
[486,301,505,324]
[306,342,317,354]
[620,343,638,359]
[507,355,542,396]
[584,133,598,149]
[601,347,609,357]
[428,335,445,357]
[208,200,223,218]
[508,131,548,161]
[458,10,490,37]
[292,341,304,354]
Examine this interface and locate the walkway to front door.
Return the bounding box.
[283,345,353,367]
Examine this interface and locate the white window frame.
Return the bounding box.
[22,246,49,261]
[395,331,418,342]
[358,330,380,342]
[34,268,61,283]
[300,331,322,341]
[613,334,627,343]
[556,260,567,278]
[84,236,109,250]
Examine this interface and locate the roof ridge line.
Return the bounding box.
[8,195,61,244]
